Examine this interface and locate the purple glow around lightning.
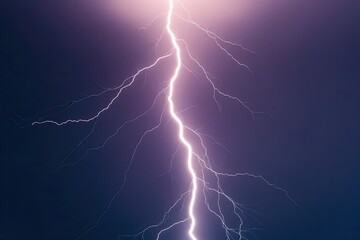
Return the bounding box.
[32,1,299,239]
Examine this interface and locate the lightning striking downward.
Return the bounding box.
[166,1,197,239]
[30,1,300,239]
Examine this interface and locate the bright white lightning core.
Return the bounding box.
[32,1,299,239]
[166,1,197,239]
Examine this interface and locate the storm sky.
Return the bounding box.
[1,0,360,239]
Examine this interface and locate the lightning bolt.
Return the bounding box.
[29,1,301,239]
[166,1,197,239]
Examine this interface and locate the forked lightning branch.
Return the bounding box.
[33,1,298,239]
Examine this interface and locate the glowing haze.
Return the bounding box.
[103,0,255,25]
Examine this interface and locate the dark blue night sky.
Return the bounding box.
[1,0,360,239]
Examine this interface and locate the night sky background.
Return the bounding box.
[1,0,360,239]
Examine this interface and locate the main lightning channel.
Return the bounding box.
[27,1,301,239]
[166,1,198,240]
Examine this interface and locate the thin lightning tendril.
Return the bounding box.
[30,1,300,239]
